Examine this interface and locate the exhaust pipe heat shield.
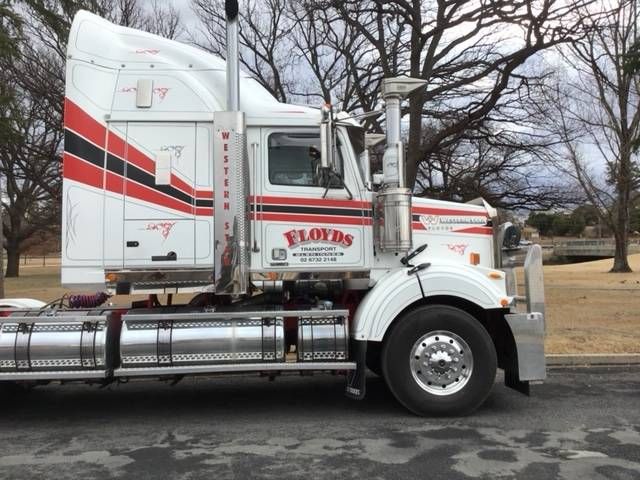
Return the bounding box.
[213,111,250,295]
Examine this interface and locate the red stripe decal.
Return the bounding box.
[64,99,106,147]
[258,195,370,209]
[196,190,214,199]
[63,153,103,189]
[171,173,194,196]
[107,132,126,158]
[453,226,493,235]
[126,143,156,175]
[105,171,124,194]
[195,207,214,216]
[253,212,371,226]
[125,179,193,215]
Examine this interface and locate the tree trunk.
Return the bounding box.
[5,243,20,278]
[610,144,633,273]
[0,208,4,298]
[611,230,631,273]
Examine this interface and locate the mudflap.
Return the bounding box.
[504,368,530,396]
[345,339,367,400]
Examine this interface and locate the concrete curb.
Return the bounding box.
[546,353,640,366]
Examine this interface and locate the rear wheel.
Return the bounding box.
[382,304,496,416]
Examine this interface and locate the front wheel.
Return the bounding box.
[382,305,497,416]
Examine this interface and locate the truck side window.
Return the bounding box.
[268,132,342,187]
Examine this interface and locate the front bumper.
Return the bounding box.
[504,244,546,383]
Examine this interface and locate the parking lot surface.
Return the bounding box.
[1,366,639,479]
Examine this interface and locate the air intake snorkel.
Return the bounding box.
[374,76,427,253]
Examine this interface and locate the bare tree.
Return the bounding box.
[192,0,593,208]
[193,0,297,102]
[144,0,184,40]
[0,79,61,277]
[0,0,23,292]
[547,0,640,272]
[323,0,596,189]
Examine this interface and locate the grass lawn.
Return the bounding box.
[4,256,640,354]
[520,254,640,354]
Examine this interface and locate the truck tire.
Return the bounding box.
[366,342,383,376]
[381,304,496,416]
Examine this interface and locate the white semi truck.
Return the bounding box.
[0,5,545,415]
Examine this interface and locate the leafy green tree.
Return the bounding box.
[526,212,555,237]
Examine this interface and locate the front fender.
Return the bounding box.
[353,262,508,342]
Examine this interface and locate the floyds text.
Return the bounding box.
[284,227,353,248]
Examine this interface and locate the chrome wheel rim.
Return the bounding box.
[409,330,474,396]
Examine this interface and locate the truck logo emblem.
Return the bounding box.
[160,145,185,158]
[445,243,469,255]
[133,48,160,55]
[283,228,353,248]
[118,86,170,101]
[419,214,486,231]
[144,221,176,240]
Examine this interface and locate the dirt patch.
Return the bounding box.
[4,256,640,354]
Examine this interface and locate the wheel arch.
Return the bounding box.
[353,265,507,343]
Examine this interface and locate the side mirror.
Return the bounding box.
[320,104,334,170]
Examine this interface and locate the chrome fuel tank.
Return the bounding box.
[0,312,108,372]
[297,313,348,362]
[120,313,285,368]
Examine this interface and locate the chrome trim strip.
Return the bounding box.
[0,370,107,380]
[114,361,357,377]
[122,310,349,322]
[524,244,545,317]
[0,316,108,325]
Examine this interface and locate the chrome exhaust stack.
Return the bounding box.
[213,0,250,295]
[375,77,427,253]
[225,0,240,111]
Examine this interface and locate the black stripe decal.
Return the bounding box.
[125,162,193,206]
[64,129,104,168]
[196,199,214,208]
[66,128,194,207]
[65,129,371,217]
[106,153,125,177]
[252,204,372,218]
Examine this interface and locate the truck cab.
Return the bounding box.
[0,10,545,416]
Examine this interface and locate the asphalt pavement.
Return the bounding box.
[0,366,639,479]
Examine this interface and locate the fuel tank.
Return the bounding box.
[0,311,108,372]
[297,314,348,362]
[120,313,285,368]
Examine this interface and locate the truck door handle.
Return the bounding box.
[152,251,177,261]
[126,241,139,247]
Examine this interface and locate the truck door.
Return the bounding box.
[123,122,196,267]
[257,128,368,272]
